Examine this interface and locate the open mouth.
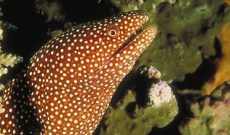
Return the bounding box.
[112,25,147,56]
[122,28,143,48]
[94,23,156,77]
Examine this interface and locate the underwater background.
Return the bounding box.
[0,0,230,135]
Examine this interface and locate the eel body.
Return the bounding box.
[0,10,157,134]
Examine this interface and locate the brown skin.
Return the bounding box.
[0,11,157,135]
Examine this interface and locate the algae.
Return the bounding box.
[98,66,178,135]
[111,0,230,82]
[202,23,230,95]
[35,0,65,22]
[1,0,230,134]
[97,0,230,135]
[99,89,178,135]
[179,87,230,135]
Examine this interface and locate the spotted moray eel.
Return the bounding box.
[0,10,157,135]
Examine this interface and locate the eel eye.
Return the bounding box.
[107,25,120,38]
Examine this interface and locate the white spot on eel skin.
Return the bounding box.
[0,10,157,135]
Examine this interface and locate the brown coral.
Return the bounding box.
[225,0,230,5]
[202,23,230,95]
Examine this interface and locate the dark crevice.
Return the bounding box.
[173,37,222,90]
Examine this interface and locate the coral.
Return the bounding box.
[141,0,229,82]
[0,94,4,114]
[111,0,145,12]
[0,0,229,134]
[139,65,161,79]
[225,0,230,5]
[139,40,202,82]
[0,40,22,90]
[111,0,230,82]
[98,1,230,134]
[202,23,230,95]
[98,66,178,135]
[35,0,65,22]
[179,87,230,135]
[148,81,174,107]
[111,0,176,12]
[0,7,22,114]
[0,53,22,76]
[99,90,178,135]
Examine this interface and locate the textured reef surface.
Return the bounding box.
[98,0,230,135]
[179,87,230,135]
[0,0,230,135]
[0,7,22,115]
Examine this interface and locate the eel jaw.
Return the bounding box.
[122,27,143,48]
[113,24,156,56]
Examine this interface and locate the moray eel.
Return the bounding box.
[0,10,157,134]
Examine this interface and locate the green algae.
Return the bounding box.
[139,38,202,82]
[179,87,230,135]
[97,0,230,135]
[0,0,230,134]
[99,90,178,135]
[112,0,230,82]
